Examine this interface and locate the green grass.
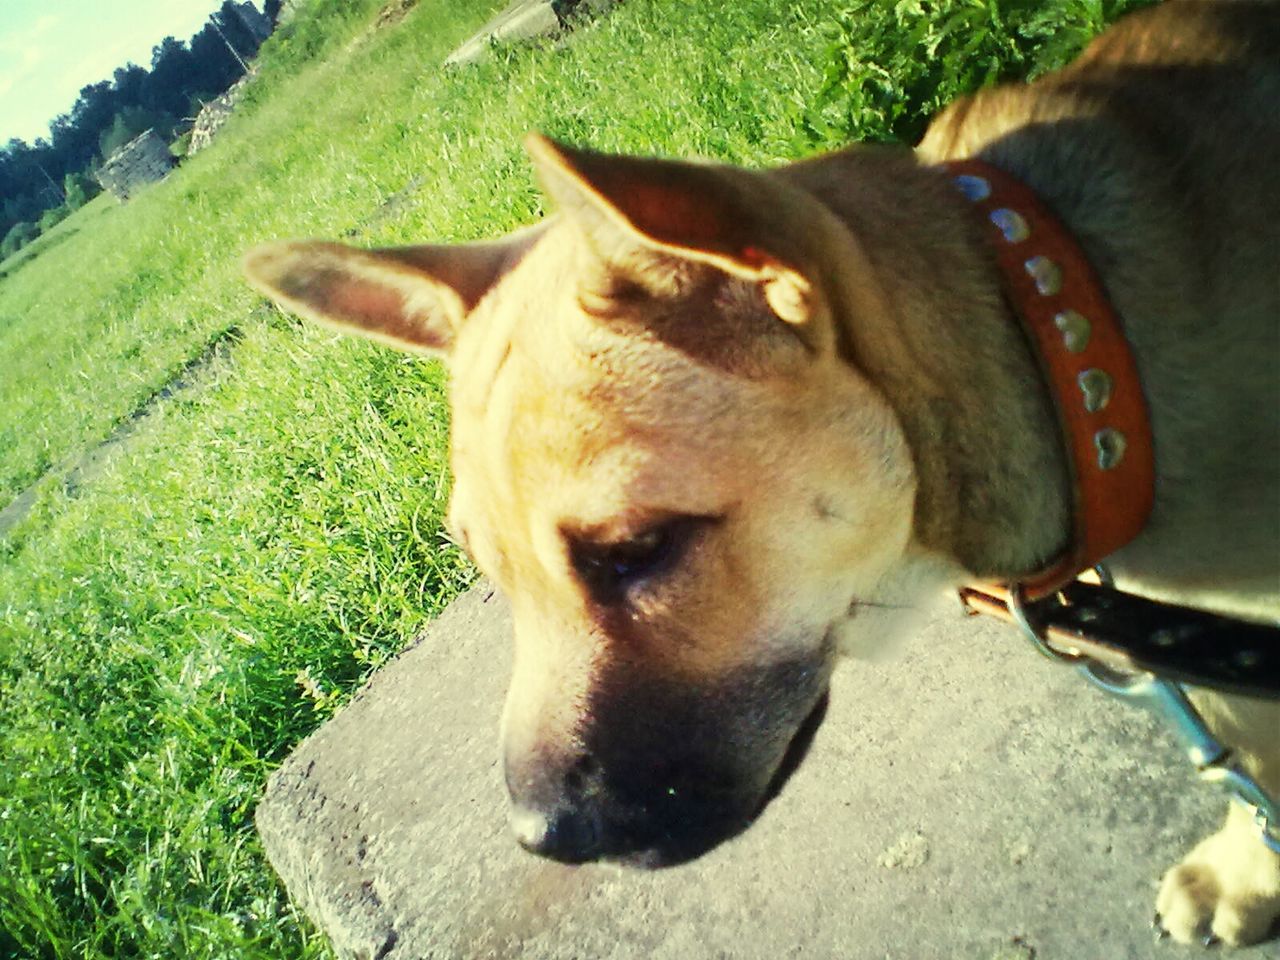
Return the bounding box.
[0,0,1156,956]
[0,194,116,283]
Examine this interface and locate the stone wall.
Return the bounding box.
[444,0,618,67]
[188,71,257,156]
[96,130,174,202]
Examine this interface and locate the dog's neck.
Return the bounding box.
[784,147,1073,581]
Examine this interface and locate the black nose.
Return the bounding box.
[505,749,753,867]
[508,804,603,863]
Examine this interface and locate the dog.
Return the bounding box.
[244,1,1280,946]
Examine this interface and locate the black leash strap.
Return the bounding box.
[959,580,1280,700]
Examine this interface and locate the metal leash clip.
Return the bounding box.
[1006,571,1280,855]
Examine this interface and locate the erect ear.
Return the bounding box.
[242,228,542,356]
[524,133,816,328]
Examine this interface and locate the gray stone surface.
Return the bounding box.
[444,0,615,67]
[256,583,1275,959]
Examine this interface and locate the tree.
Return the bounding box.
[215,1,264,63]
[38,204,68,233]
[1,221,39,260]
[63,171,101,211]
[52,81,119,171]
[0,6,277,238]
[189,24,243,98]
[1,141,41,238]
[147,38,198,116]
[112,64,149,112]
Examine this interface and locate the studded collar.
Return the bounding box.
[942,158,1155,599]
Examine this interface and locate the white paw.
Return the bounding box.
[1155,805,1280,947]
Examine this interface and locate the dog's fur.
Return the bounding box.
[245,1,1280,946]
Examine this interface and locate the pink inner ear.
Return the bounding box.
[331,276,406,325]
[622,182,727,250]
[329,276,441,346]
[589,173,769,274]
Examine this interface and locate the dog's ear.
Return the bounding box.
[242,232,539,355]
[524,133,815,328]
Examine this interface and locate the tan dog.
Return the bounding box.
[245,1,1280,946]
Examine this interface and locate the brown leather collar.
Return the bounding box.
[942,158,1155,599]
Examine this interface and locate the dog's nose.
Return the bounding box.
[508,804,602,863]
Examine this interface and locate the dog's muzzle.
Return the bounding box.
[503,656,832,866]
[505,749,756,866]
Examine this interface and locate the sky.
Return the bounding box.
[0,0,227,146]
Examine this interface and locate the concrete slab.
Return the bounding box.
[443,0,615,67]
[444,0,561,67]
[256,583,1273,959]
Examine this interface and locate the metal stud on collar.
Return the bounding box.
[989,208,1030,242]
[1053,310,1091,353]
[1094,427,1127,470]
[953,174,992,202]
[946,157,1157,597]
[1077,368,1113,413]
[952,174,1130,468]
[941,160,1263,852]
[1024,255,1063,296]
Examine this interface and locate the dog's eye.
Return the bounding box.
[569,520,692,601]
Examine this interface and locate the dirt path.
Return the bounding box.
[0,325,241,540]
[0,175,428,542]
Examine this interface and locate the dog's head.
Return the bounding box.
[245,136,928,866]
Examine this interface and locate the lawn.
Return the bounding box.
[0,0,1154,956]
